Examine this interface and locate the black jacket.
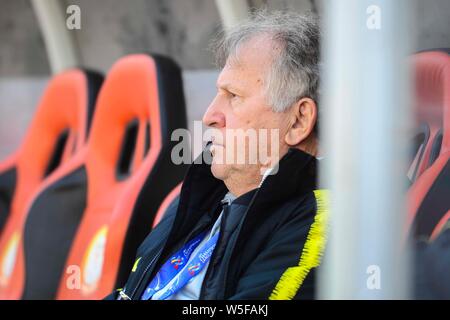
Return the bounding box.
[107,147,328,300]
[414,224,450,299]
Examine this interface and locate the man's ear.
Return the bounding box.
[284,97,317,147]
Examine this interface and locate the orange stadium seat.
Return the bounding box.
[152,183,182,228]
[18,54,188,300]
[0,70,102,297]
[408,51,449,182]
[407,50,450,240]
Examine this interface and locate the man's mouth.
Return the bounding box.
[211,143,223,147]
[210,138,224,148]
[210,143,223,153]
[210,136,223,147]
[210,143,224,158]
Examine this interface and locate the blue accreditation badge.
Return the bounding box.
[141,231,219,300]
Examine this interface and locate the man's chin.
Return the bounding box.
[210,162,228,181]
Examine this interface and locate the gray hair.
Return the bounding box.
[211,10,321,113]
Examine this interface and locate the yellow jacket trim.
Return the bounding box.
[132,257,142,272]
[269,189,329,300]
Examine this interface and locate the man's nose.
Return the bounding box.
[202,96,226,128]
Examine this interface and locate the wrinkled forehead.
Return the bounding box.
[226,33,280,70]
[219,34,279,88]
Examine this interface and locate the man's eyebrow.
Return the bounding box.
[216,82,243,94]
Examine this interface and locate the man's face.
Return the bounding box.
[202,35,291,192]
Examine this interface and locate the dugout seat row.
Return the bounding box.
[0,70,102,236]
[407,50,450,241]
[0,54,188,299]
[0,69,103,296]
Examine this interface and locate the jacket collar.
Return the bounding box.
[255,148,317,208]
[169,146,318,244]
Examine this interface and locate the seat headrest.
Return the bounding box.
[413,51,450,153]
[17,69,97,178]
[87,54,186,188]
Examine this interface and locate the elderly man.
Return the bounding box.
[109,10,327,300]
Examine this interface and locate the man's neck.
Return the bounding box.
[224,175,261,198]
